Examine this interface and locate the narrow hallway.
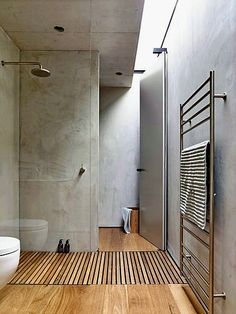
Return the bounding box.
[99,228,157,251]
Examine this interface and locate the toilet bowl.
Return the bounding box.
[20,219,48,251]
[0,237,20,289]
[0,219,48,251]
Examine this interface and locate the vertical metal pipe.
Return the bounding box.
[180,103,183,274]
[209,71,215,314]
[162,51,168,250]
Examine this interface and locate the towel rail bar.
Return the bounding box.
[182,261,209,299]
[180,71,226,314]
[181,77,210,108]
[182,116,210,135]
[182,224,209,248]
[182,253,209,286]
[182,214,210,235]
[183,270,209,313]
[182,103,210,126]
[182,90,210,116]
[182,243,209,275]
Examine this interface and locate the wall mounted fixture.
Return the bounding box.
[79,165,86,176]
[180,71,226,314]
[1,60,51,77]
[54,25,65,32]
[134,70,146,74]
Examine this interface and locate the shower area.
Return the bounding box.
[0,29,99,252]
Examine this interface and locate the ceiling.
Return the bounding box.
[0,0,144,87]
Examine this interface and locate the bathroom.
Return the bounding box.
[0,0,236,313]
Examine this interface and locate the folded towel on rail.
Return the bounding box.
[122,207,132,233]
[180,141,209,229]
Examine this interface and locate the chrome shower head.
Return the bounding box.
[31,66,51,77]
[1,60,51,78]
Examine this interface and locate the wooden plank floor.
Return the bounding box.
[10,251,186,285]
[99,228,157,251]
[0,284,197,314]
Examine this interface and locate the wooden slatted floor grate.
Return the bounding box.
[10,251,185,285]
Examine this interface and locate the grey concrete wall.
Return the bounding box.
[99,76,140,227]
[0,27,19,238]
[166,0,236,313]
[20,50,99,251]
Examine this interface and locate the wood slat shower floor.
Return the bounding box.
[10,251,186,285]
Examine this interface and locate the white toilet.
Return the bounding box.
[20,219,48,251]
[0,219,48,251]
[0,237,20,289]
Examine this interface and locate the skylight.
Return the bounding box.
[135,0,176,70]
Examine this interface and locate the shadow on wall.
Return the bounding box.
[99,87,130,111]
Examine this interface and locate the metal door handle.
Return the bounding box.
[137,168,146,172]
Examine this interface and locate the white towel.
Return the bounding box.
[122,207,132,233]
[180,141,209,229]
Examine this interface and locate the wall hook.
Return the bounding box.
[79,164,86,176]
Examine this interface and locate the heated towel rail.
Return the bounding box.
[180,71,226,314]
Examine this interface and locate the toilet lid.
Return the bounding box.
[0,237,20,256]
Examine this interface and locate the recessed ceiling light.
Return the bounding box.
[54,26,65,32]
[116,72,123,76]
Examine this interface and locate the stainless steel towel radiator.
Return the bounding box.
[180,71,226,314]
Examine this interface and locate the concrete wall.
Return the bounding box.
[99,76,140,227]
[166,0,236,313]
[0,27,19,238]
[20,50,99,251]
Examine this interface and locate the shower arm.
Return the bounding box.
[1,61,42,68]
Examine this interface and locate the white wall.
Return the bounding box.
[166,1,236,313]
[19,50,99,251]
[0,27,19,238]
[99,76,140,227]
